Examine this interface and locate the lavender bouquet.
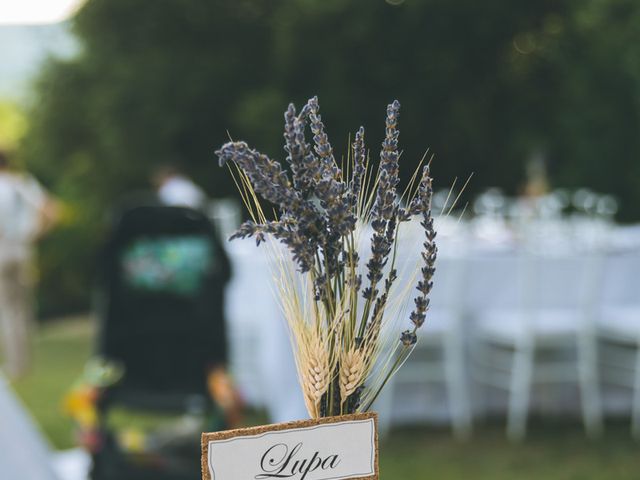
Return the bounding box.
[217,96,437,418]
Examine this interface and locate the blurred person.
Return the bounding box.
[149,167,243,424]
[0,150,58,379]
[151,164,207,209]
[521,151,550,200]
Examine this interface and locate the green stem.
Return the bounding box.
[357,221,401,339]
[348,233,358,345]
[362,345,411,412]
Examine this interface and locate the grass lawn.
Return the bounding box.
[8,317,640,479]
[12,316,93,449]
[380,424,638,480]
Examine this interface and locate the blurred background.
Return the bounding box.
[1,0,640,479]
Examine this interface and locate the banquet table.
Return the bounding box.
[222,219,640,426]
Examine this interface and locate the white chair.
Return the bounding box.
[597,250,640,438]
[472,227,605,441]
[386,219,473,439]
[208,198,242,241]
[224,241,270,409]
[226,240,310,424]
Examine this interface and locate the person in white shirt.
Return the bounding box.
[152,164,207,210]
[0,150,57,379]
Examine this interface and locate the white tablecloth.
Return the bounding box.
[0,374,59,480]
[223,222,640,425]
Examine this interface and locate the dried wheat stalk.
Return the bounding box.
[339,347,366,401]
[300,330,331,418]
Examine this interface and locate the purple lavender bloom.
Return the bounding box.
[363,100,402,303]
[403,165,437,341]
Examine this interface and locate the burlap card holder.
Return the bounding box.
[202,412,379,480]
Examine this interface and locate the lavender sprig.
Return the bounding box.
[217,141,320,273]
[230,218,316,272]
[284,103,310,194]
[307,96,340,182]
[402,165,437,346]
[284,103,324,201]
[304,97,357,287]
[307,97,356,241]
[217,141,297,208]
[363,100,402,304]
[350,126,366,211]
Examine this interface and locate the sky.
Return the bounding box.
[0,0,85,25]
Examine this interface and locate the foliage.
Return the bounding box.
[12,318,92,449]
[24,0,280,315]
[0,100,28,153]
[22,0,640,314]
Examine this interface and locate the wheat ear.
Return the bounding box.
[300,332,331,418]
[339,347,366,403]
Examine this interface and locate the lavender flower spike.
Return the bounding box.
[350,126,366,207]
[284,103,313,195]
[306,96,356,241]
[402,165,437,346]
[363,100,402,303]
[216,141,297,209]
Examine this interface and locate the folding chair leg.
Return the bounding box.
[577,337,603,439]
[471,340,493,423]
[445,339,472,440]
[507,347,533,442]
[632,348,640,440]
[374,375,395,440]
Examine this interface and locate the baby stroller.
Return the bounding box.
[90,203,232,480]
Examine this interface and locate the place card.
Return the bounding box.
[201,412,378,480]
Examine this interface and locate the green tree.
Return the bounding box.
[23,0,640,314]
[24,0,282,314]
[0,100,27,152]
[538,0,640,221]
